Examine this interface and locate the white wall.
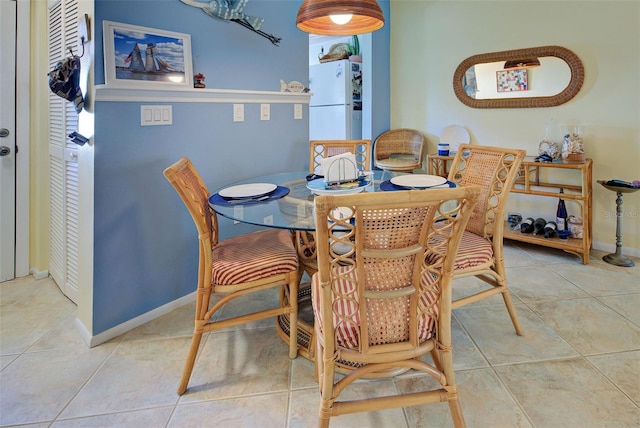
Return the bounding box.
[390,0,640,255]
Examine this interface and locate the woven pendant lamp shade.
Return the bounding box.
[296,0,384,36]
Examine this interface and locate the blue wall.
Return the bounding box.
[92,0,390,334]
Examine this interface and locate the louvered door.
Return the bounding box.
[48,0,79,303]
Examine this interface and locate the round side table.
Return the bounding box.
[598,180,639,267]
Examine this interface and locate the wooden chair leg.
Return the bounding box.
[448,396,467,428]
[288,279,299,359]
[177,331,203,395]
[501,290,524,335]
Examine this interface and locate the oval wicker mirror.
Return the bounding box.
[453,45,584,108]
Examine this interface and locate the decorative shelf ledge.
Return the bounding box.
[95,85,312,104]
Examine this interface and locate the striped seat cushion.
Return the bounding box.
[427,228,493,271]
[212,229,298,285]
[311,267,439,350]
[453,230,494,270]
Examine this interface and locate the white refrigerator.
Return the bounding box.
[309,59,362,140]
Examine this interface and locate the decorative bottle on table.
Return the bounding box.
[544,221,558,238]
[520,217,535,234]
[533,218,547,236]
[556,189,568,231]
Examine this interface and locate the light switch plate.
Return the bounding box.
[233,104,244,122]
[141,105,172,126]
[294,104,303,119]
[260,104,270,121]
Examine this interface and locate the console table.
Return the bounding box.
[428,154,593,264]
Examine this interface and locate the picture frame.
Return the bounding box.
[496,69,528,92]
[103,21,193,88]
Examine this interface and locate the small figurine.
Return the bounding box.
[194,73,206,88]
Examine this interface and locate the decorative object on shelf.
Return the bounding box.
[597,180,639,267]
[193,73,206,88]
[103,21,193,88]
[508,212,523,230]
[561,125,585,163]
[280,80,308,93]
[347,35,361,63]
[318,43,349,63]
[296,0,384,36]
[180,0,281,46]
[538,118,561,159]
[567,215,583,239]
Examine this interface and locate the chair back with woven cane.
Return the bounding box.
[446,144,526,335]
[163,157,300,395]
[309,140,372,175]
[373,128,425,172]
[312,186,481,428]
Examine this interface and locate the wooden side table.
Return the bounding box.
[598,180,639,267]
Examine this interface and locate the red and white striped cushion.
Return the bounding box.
[212,229,298,285]
[312,267,439,350]
[452,231,493,270]
[427,229,493,271]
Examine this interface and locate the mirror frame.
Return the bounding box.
[453,45,584,108]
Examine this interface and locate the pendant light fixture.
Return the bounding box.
[503,58,541,69]
[296,0,384,36]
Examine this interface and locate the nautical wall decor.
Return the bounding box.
[180,0,282,46]
[102,21,193,88]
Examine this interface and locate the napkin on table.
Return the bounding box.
[321,152,358,184]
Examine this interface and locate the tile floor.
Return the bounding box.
[1,242,639,427]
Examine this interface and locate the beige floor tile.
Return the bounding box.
[290,354,318,390]
[0,277,67,308]
[0,353,17,370]
[398,368,533,428]
[288,380,408,428]
[170,392,289,427]
[503,242,539,268]
[527,298,640,355]
[122,301,195,342]
[0,304,77,354]
[507,266,590,301]
[597,293,640,326]
[436,316,489,370]
[0,346,114,426]
[28,312,97,352]
[587,350,640,405]
[514,242,586,265]
[495,357,640,427]
[548,258,640,295]
[455,304,579,365]
[178,327,292,403]
[58,337,189,419]
[51,407,174,427]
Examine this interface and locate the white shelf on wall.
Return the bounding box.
[94,85,312,104]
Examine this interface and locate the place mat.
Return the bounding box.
[209,186,290,206]
[380,180,456,192]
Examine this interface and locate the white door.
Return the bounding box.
[0,0,17,282]
[309,105,350,140]
[309,60,350,106]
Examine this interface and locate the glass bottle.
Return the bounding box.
[556,189,568,231]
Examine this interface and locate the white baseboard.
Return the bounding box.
[592,240,639,258]
[74,292,196,347]
[29,268,49,280]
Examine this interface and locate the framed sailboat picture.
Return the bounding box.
[103,21,193,88]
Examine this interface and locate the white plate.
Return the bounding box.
[390,174,447,188]
[218,183,277,199]
[440,124,470,152]
[306,178,370,195]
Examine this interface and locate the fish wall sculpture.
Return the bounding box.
[180,0,282,46]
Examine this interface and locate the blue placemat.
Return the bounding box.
[380,180,456,191]
[209,185,290,206]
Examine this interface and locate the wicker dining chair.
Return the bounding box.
[163,157,300,395]
[312,185,481,428]
[373,128,425,173]
[445,144,526,335]
[309,139,372,175]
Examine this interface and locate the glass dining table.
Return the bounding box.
[209,170,454,361]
